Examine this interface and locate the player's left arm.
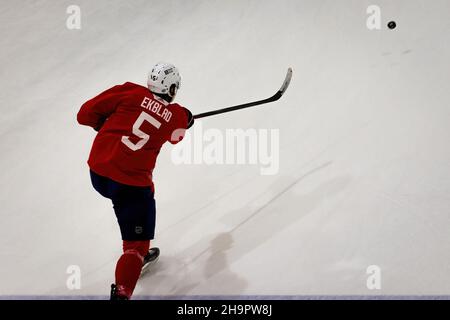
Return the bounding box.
[77,83,133,131]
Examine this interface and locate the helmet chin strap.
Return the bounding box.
[149,82,178,104]
[153,91,174,104]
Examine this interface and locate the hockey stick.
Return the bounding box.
[193,68,293,119]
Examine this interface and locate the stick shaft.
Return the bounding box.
[193,68,292,120]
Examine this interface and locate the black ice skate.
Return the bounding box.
[110,284,129,300]
[141,247,160,276]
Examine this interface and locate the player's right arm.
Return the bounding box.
[168,106,194,144]
[77,83,133,131]
[185,108,194,129]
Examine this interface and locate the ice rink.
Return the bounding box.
[0,0,449,298]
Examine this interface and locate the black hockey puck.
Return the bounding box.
[388,21,397,29]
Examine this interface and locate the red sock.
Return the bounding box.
[115,240,150,299]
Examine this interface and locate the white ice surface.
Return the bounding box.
[0,0,449,297]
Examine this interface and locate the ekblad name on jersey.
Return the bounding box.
[77,82,191,190]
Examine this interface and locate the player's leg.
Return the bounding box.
[111,239,150,300]
[110,185,156,300]
[89,170,113,198]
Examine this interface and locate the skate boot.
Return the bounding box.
[141,247,160,275]
[110,284,129,300]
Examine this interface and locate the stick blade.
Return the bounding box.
[279,67,293,95]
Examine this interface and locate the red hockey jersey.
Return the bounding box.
[77,82,190,190]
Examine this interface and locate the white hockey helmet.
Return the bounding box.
[147,62,181,98]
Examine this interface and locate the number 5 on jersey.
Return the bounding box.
[122,111,161,151]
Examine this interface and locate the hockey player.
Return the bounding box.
[77,62,194,300]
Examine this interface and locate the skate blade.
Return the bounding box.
[140,256,159,277]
